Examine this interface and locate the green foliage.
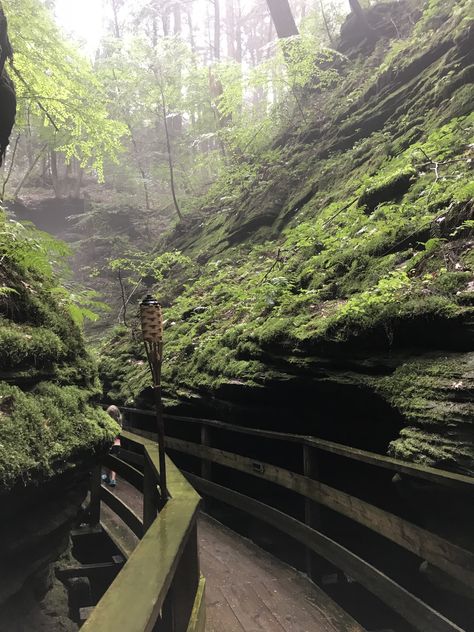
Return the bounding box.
[0,214,70,280]
[0,211,117,491]
[450,220,474,238]
[108,250,191,284]
[0,319,65,369]
[4,0,126,180]
[52,287,110,328]
[407,238,446,271]
[0,211,106,328]
[216,35,343,158]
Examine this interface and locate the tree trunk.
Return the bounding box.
[50,150,61,197]
[72,160,84,198]
[214,0,221,60]
[265,0,299,39]
[152,16,158,46]
[186,7,196,53]
[14,143,47,198]
[320,0,335,47]
[349,0,374,37]
[1,132,19,200]
[155,67,183,222]
[235,0,242,63]
[0,3,13,74]
[127,123,151,210]
[162,10,170,36]
[111,0,121,38]
[173,3,181,35]
[225,0,235,59]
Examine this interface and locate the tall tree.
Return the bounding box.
[349,0,374,38]
[154,64,183,221]
[110,0,122,38]
[225,0,236,59]
[3,0,125,191]
[0,0,15,166]
[265,0,298,39]
[214,0,221,60]
[320,0,335,47]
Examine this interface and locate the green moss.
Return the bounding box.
[0,382,119,490]
[0,212,118,491]
[358,167,416,212]
[0,320,66,370]
[99,2,474,415]
[432,271,472,296]
[375,354,474,471]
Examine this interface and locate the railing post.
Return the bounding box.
[157,521,199,632]
[143,452,158,533]
[89,465,102,526]
[201,424,212,512]
[303,444,322,582]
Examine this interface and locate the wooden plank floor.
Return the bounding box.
[103,476,364,631]
[199,514,364,632]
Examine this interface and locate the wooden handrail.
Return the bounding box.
[105,408,473,632]
[124,415,472,631]
[186,473,466,632]
[166,436,474,587]
[82,432,203,632]
[120,406,474,491]
[100,486,144,539]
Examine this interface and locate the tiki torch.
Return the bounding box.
[139,294,168,499]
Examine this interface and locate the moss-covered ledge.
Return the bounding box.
[0,211,118,493]
[0,382,117,491]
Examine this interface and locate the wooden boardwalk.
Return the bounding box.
[103,477,363,632]
[199,513,363,632]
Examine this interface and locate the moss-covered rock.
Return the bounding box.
[375,354,474,473]
[0,211,118,492]
[100,0,474,473]
[0,382,117,490]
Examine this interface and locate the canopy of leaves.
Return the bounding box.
[4,0,126,180]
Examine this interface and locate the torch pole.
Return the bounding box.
[153,383,168,500]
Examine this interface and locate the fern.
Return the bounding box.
[0,287,18,297]
[1,210,106,329]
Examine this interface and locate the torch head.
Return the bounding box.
[140,294,163,343]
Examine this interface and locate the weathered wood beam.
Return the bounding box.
[167,437,474,587]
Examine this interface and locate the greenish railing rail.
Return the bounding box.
[82,431,205,632]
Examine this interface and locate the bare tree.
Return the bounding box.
[154,65,183,222]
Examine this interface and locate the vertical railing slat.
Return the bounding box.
[143,452,158,533]
[200,424,211,512]
[169,523,200,632]
[303,445,322,582]
[89,465,102,526]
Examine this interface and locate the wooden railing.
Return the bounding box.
[82,431,205,632]
[123,407,473,632]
